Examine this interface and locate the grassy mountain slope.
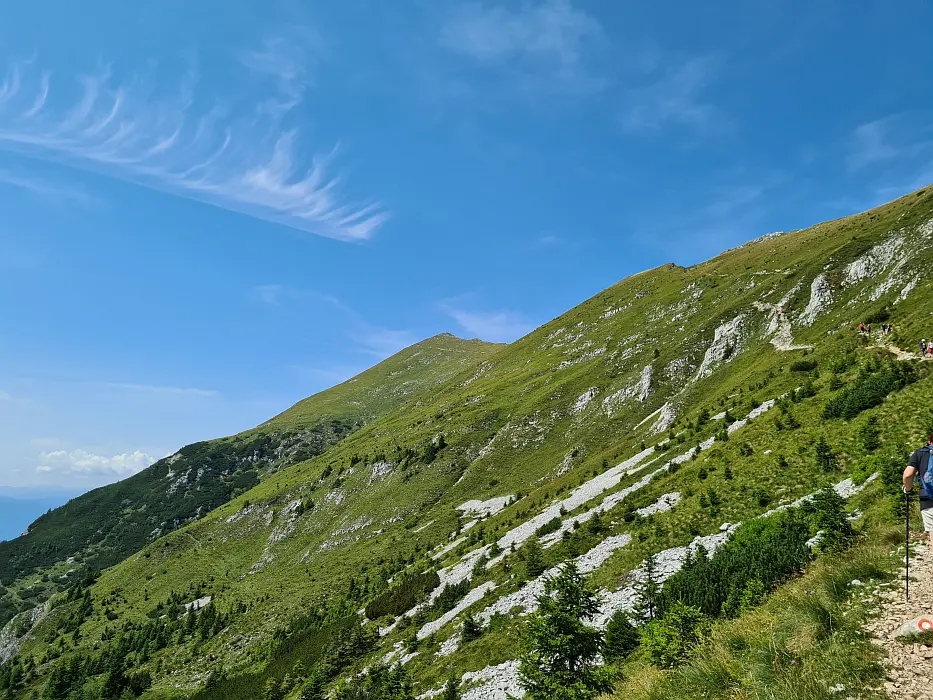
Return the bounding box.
[4,186,933,699]
[0,334,500,629]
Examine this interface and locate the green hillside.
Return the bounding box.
[3,186,933,700]
[0,334,501,630]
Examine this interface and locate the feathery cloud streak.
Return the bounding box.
[0,55,387,241]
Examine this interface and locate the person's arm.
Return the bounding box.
[904,450,922,492]
[904,465,918,492]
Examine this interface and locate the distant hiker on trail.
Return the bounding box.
[860,323,867,333]
[922,340,928,355]
[903,433,933,545]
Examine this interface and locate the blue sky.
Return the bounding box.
[1,0,932,499]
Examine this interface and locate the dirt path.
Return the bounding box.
[871,341,924,361]
[866,542,933,699]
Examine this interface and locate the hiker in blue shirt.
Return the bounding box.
[903,433,933,545]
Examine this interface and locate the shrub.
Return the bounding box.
[790,359,818,373]
[722,577,765,617]
[814,436,836,472]
[657,512,811,618]
[332,664,414,699]
[461,614,483,643]
[859,415,882,452]
[851,455,880,486]
[801,486,856,554]
[535,517,562,538]
[864,306,891,324]
[431,580,470,614]
[641,602,709,668]
[523,536,547,579]
[603,611,640,662]
[823,363,916,420]
[364,571,440,620]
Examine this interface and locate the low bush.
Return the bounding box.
[657,512,812,618]
[641,602,709,668]
[431,580,470,615]
[823,362,916,420]
[535,517,562,538]
[790,359,818,373]
[364,571,440,620]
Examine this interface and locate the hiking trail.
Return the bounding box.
[871,341,926,362]
[866,541,933,699]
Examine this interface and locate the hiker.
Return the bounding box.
[859,323,866,333]
[903,433,933,545]
[922,339,928,355]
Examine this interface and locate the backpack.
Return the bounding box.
[919,446,933,499]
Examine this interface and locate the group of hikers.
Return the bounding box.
[858,321,894,335]
[921,339,933,357]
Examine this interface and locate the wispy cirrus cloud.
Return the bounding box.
[441,303,532,343]
[0,49,387,241]
[355,327,419,358]
[100,382,219,398]
[251,283,415,358]
[847,112,933,171]
[440,0,606,94]
[622,55,723,134]
[0,169,99,207]
[252,283,348,311]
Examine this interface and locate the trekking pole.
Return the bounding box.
[906,489,910,602]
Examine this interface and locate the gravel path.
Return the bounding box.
[867,542,933,699]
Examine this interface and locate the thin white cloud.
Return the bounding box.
[255,284,286,305]
[252,284,351,314]
[622,55,722,133]
[440,0,605,93]
[0,53,387,241]
[101,382,219,398]
[847,113,933,170]
[355,327,419,358]
[239,30,322,118]
[441,304,532,343]
[36,448,154,478]
[0,169,99,207]
[0,389,13,402]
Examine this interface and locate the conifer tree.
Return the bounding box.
[518,562,615,699]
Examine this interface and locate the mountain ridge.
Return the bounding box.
[2,184,933,699]
[0,334,501,630]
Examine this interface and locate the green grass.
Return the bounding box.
[0,333,501,629]
[4,185,933,699]
[612,531,898,700]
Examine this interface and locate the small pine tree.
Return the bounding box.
[586,510,605,535]
[518,562,615,699]
[815,435,836,472]
[634,554,661,622]
[641,602,708,668]
[298,669,324,700]
[524,536,547,578]
[603,610,640,662]
[443,673,460,700]
[860,416,881,452]
[263,678,284,700]
[461,614,483,643]
[806,486,857,553]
